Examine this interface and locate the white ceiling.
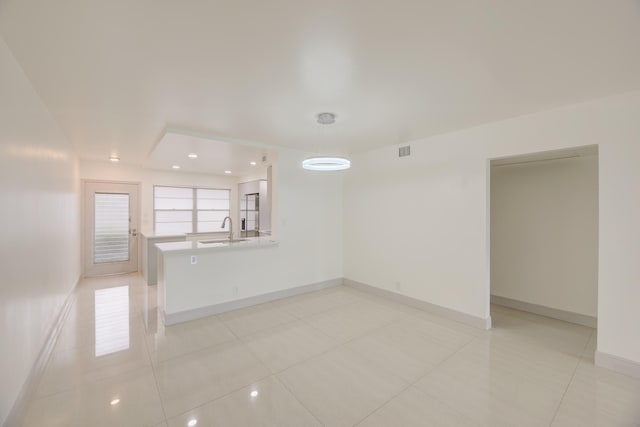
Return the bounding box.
[144,129,273,177]
[1,1,639,165]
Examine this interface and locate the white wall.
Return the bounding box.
[161,148,344,315]
[344,90,640,367]
[78,160,240,235]
[344,139,488,321]
[490,155,598,317]
[0,36,80,425]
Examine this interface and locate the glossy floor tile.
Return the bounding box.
[345,315,476,382]
[489,305,594,357]
[414,337,575,426]
[217,302,298,337]
[277,286,364,319]
[36,330,151,398]
[166,377,322,427]
[356,385,478,427]
[145,315,236,365]
[23,367,164,427]
[19,273,640,426]
[551,359,640,426]
[153,339,272,418]
[302,300,403,343]
[241,321,338,373]
[277,346,408,427]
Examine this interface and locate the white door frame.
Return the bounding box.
[82,180,141,277]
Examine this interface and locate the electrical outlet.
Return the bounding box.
[190,255,198,265]
[395,281,402,291]
[232,285,239,296]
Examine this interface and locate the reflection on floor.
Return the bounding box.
[94,286,130,357]
[20,273,640,426]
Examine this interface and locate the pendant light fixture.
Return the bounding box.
[302,113,351,171]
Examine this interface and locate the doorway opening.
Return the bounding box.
[488,145,598,354]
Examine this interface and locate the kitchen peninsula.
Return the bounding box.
[156,237,285,325]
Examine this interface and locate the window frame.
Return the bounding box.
[153,185,231,234]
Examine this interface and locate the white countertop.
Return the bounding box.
[156,237,279,254]
[142,231,234,240]
[141,232,186,239]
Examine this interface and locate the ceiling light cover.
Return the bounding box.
[109,156,120,162]
[302,156,350,171]
[188,153,198,159]
[317,112,336,125]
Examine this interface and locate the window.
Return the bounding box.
[154,186,230,234]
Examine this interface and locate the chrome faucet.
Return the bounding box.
[221,216,233,241]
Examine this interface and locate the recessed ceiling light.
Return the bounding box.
[250,390,259,398]
[187,419,198,427]
[224,170,232,174]
[172,165,181,169]
[110,398,120,406]
[109,156,120,162]
[188,153,198,159]
[250,161,257,166]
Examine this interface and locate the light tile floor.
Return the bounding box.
[20,273,640,426]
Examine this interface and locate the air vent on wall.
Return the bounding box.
[399,145,411,157]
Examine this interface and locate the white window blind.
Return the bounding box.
[154,186,193,234]
[154,186,230,234]
[94,193,130,263]
[197,188,231,232]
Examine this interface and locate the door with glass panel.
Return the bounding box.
[84,182,139,277]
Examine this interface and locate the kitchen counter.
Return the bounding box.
[141,232,186,240]
[156,237,278,255]
[156,235,283,325]
[142,232,271,285]
[141,233,187,285]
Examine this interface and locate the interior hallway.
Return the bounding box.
[20,274,640,426]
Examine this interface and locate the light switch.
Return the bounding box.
[190,255,197,265]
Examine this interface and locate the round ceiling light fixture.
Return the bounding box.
[303,112,350,171]
[317,112,336,125]
[302,156,350,171]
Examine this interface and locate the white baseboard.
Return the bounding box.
[491,295,597,328]
[164,278,343,325]
[164,276,496,330]
[3,277,79,427]
[344,279,491,330]
[595,350,640,379]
